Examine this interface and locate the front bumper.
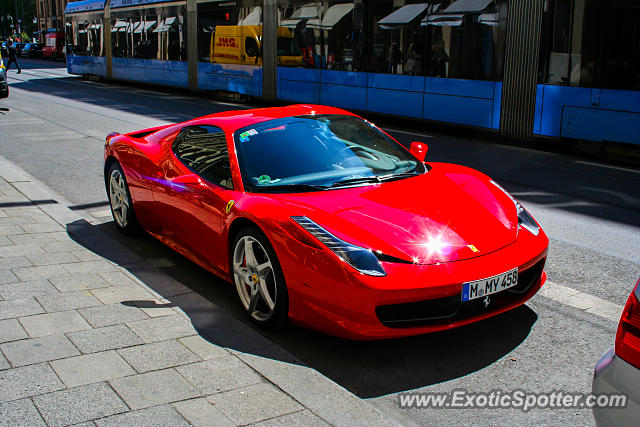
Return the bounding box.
[592,348,640,426]
[273,221,549,340]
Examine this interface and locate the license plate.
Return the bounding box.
[461,268,518,302]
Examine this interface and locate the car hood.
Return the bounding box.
[268,163,519,265]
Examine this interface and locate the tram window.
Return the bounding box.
[111,8,187,61]
[600,0,640,91]
[542,0,639,91]
[276,0,505,80]
[424,0,501,81]
[197,1,263,64]
[67,14,104,57]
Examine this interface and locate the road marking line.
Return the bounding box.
[539,281,624,322]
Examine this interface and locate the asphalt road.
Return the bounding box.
[2,59,640,426]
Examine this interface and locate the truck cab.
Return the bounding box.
[210,25,302,67]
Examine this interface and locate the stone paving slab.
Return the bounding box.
[0,256,31,271]
[0,351,9,371]
[0,269,18,285]
[1,334,80,367]
[50,350,135,388]
[0,160,398,426]
[207,382,304,425]
[117,339,201,373]
[49,273,111,292]
[35,290,102,312]
[95,404,191,427]
[0,319,28,343]
[0,399,47,427]
[33,382,129,426]
[125,314,197,343]
[78,302,149,328]
[67,324,144,354]
[19,310,92,338]
[0,297,45,320]
[171,397,235,427]
[0,363,64,402]
[176,356,264,395]
[0,279,58,300]
[250,409,331,426]
[109,368,200,410]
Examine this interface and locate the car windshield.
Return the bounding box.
[234,114,426,193]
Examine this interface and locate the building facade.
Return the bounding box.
[37,0,69,37]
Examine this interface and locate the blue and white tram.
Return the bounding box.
[65,0,640,146]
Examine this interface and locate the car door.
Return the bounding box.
[154,124,235,272]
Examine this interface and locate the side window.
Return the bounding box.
[172,125,234,190]
[245,36,259,57]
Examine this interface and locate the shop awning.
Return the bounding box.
[422,0,493,26]
[423,13,463,26]
[307,3,353,30]
[153,17,177,32]
[281,7,319,29]
[441,0,493,13]
[378,3,429,30]
[478,12,498,26]
[133,21,156,33]
[112,20,128,32]
[239,7,261,26]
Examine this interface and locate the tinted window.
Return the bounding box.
[111,6,187,61]
[234,114,425,192]
[173,125,233,189]
[540,0,640,91]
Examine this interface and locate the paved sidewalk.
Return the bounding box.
[0,156,398,426]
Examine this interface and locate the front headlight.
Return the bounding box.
[490,180,540,236]
[292,216,386,277]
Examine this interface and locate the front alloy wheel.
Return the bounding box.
[232,229,288,327]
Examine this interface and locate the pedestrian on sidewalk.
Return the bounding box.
[5,39,22,74]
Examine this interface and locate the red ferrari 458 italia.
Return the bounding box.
[104,104,549,340]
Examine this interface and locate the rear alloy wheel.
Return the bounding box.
[107,163,140,235]
[232,228,288,328]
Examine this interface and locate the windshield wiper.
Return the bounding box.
[254,184,328,193]
[330,176,382,188]
[377,172,422,182]
[331,172,422,188]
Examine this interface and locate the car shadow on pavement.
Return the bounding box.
[68,218,538,399]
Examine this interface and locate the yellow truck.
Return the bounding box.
[210,25,302,67]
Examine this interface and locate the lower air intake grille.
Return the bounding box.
[376,258,546,328]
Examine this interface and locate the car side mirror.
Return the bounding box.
[409,141,428,162]
[171,173,203,187]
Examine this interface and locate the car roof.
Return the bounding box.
[185,104,358,133]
